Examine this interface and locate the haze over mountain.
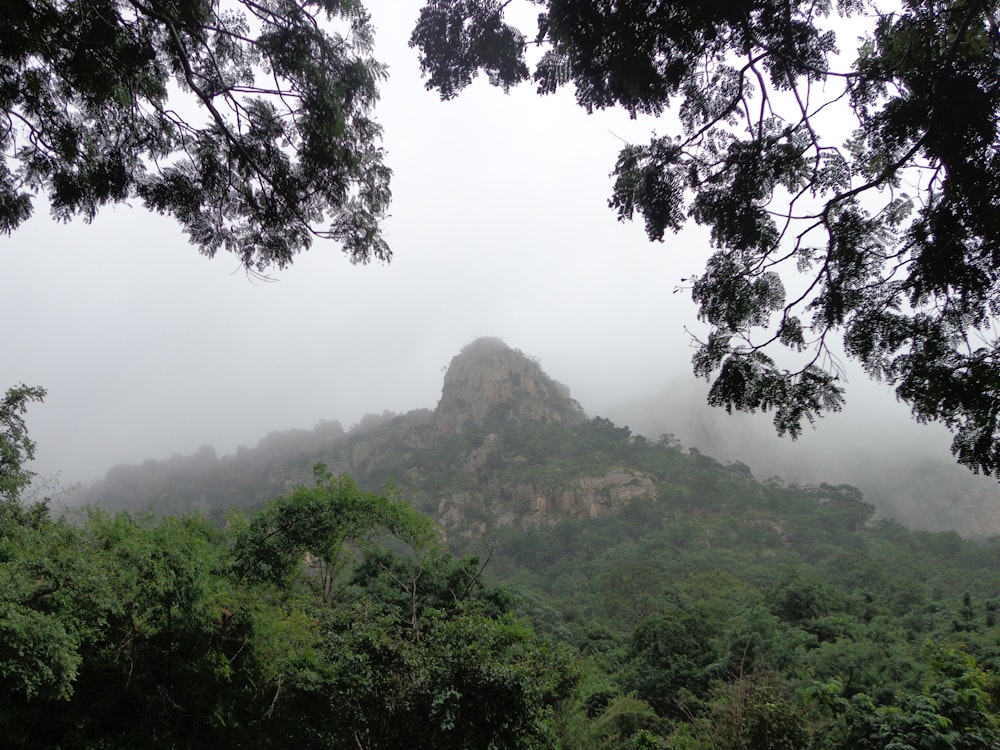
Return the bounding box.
[601,383,1000,536]
[64,338,1000,537]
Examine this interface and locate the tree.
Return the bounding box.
[0,384,46,504]
[0,507,249,748]
[2,0,391,272]
[619,605,721,718]
[411,0,1000,475]
[817,647,1000,750]
[233,464,434,601]
[302,551,577,749]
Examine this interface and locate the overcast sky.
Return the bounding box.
[0,0,970,492]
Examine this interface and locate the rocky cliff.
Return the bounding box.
[433,338,585,434]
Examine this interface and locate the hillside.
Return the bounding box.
[69,337,999,539]
[69,336,592,519]
[602,382,1000,536]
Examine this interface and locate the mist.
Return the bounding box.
[4,0,998,536]
[597,374,1000,536]
[2,0,695,488]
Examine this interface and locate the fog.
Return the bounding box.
[3,1,694,485]
[599,375,1000,535]
[3,1,997,531]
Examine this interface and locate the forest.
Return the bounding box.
[6,367,1000,748]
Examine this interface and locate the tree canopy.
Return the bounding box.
[410,0,1000,475]
[2,0,391,271]
[1,469,576,748]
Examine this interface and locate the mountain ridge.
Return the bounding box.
[67,338,588,515]
[65,337,1000,537]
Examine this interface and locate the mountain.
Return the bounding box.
[66,337,999,538]
[67,338,585,516]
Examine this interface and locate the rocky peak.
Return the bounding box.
[433,338,585,434]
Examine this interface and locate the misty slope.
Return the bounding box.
[67,337,586,516]
[68,337,1000,537]
[601,383,1000,536]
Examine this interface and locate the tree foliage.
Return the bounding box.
[2,0,391,271]
[818,647,1000,750]
[411,0,1000,475]
[0,384,46,504]
[233,464,433,600]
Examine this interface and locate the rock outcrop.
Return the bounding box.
[433,337,585,434]
[503,470,657,523]
[435,468,657,539]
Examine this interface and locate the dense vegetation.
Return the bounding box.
[1,466,574,749]
[8,393,1000,748]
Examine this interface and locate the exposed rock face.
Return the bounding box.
[434,337,585,434]
[437,469,657,538]
[508,470,657,522]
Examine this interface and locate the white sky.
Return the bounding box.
[0,0,971,494]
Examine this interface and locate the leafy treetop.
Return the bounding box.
[410,0,1000,476]
[1,0,391,272]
